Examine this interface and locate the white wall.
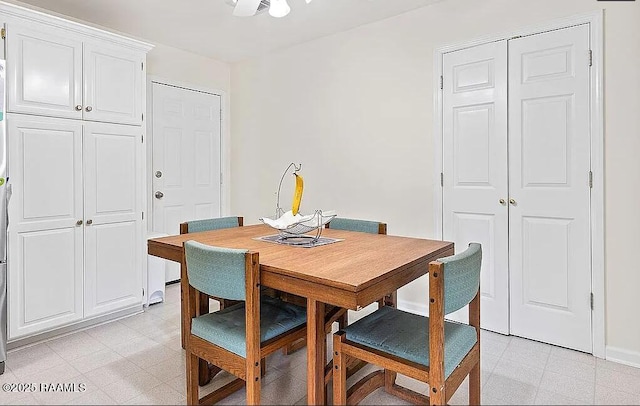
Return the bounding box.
[230,0,640,359]
[147,43,230,92]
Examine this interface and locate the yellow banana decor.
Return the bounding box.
[291,173,304,215]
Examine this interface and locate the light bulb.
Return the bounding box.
[269,0,291,17]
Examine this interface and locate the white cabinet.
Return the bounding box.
[6,24,144,125]
[8,116,144,339]
[6,23,83,120]
[83,123,143,317]
[7,116,84,338]
[1,1,151,341]
[83,43,143,125]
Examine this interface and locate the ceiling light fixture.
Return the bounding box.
[268,0,291,18]
[227,0,313,18]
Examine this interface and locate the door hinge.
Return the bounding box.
[142,211,144,220]
[589,171,593,188]
[588,50,593,67]
[439,76,443,90]
[142,288,145,298]
[141,135,144,143]
[141,113,144,121]
[141,61,144,70]
[1,28,5,40]
[440,172,444,187]
[590,292,594,310]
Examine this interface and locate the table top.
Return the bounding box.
[148,224,453,295]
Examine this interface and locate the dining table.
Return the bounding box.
[147,223,453,405]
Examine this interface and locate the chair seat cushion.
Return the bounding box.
[344,306,477,378]
[191,295,306,357]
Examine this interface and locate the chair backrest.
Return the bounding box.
[439,243,482,315]
[326,217,387,235]
[181,216,243,234]
[184,241,248,301]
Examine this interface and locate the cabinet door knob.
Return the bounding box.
[499,199,506,205]
[76,220,83,226]
[155,191,164,199]
[75,105,83,111]
[86,219,93,225]
[85,106,93,112]
[509,199,517,205]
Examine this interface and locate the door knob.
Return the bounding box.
[76,220,83,226]
[155,171,163,178]
[86,219,93,225]
[75,105,83,111]
[499,199,506,205]
[509,199,517,205]
[85,106,93,112]
[155,191,164,199]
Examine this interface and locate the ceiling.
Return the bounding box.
[14,0,442,62]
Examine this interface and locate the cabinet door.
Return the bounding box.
[83,122,143,316]
[8,115,84,339]
[83,42,143,125]
[6,23,83,119]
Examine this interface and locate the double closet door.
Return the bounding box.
[442,24,592,352]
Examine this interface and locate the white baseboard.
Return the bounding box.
[606,346,640,369]
[397,299,428,317]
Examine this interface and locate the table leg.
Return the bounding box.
[307,299,326,405]
[180,260,188,349]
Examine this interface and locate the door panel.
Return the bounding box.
[442,40,509,334]
[508,25,591,352]
[84,122,140,225]
[83,42,143,125]
[151,83,222,282]
[6,23,82,119]
[84,221,141,317]
[9,228,83,339]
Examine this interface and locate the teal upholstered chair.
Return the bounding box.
[180,216,243,234]
[332,243,482,406]
[180,216,244,311]
[184,241,307,405]
[326,217,394,308]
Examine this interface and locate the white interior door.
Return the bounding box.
[151,83,221,282]
[442,41,510,334]
[508,25,592,352]
[84,122,143,317]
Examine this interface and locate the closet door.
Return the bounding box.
[442,40,509,334]
[508,25,592,352]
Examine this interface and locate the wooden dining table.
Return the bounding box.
[147,224,453,405]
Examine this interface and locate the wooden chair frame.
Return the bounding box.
[184,247,307,405]
[332,260,481,405]
[180,217,245,387]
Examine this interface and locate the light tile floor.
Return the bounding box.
[2,283,640,405]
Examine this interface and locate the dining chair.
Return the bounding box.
[332,243,482,406]
[180,216,244,311]
[183,240,307,405]
[325,217,393,308]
